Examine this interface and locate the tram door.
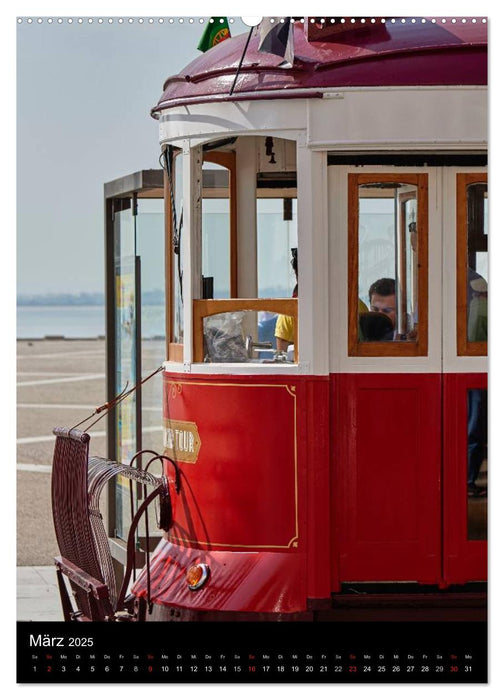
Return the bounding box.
[329,163,487,588]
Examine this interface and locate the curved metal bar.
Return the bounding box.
[129,449,160,471]
[116,485,167,613]
[143,454,182,494]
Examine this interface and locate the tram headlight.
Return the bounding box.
[186,562,210,591]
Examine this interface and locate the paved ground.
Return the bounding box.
[17,338,107,565]
[17,337,165,566]
[17,566,63,622]
[16,338,165,620]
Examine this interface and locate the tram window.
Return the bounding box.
[348,174,428,356]
[202,159,233,299]
[467,388,487,540]
[193,301,297,363]
[189,136,298,364]
[457,174,488,355]
[257,198,298,298]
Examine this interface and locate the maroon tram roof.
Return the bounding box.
[152,19,487,116]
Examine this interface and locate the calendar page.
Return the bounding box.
[15,11,489,685]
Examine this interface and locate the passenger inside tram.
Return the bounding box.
[466,272,487,501]
[369,277,396,326]
[359,277,396,341]
[464,182,488,530]
[468,270,488,343]
[359,274,421,343]
[274,247,298,356]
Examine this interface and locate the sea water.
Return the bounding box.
[16,305,166,339]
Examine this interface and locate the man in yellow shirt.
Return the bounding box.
[275,249,298,352]
[275,311,295,352]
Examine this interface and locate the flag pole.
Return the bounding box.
[229,27,254,96]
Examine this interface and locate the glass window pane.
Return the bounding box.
[114,206,136,465]
[358,183,418,343]
[203,308,296,363]
[202,192,230,298]
[467,388,487,540]
[466,183,488,343]
[113,204,137,539]
[257,199,298,298]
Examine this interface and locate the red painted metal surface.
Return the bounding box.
[130,372,332,613]
[443,373,487,584]
[333,373,442,584]
[153,20,487,114]
[304,378,331,603]
[162,373,302,551]
[131,540,306,613]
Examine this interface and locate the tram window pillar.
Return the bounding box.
[236,137,258,299]
[296,144,330,374]
[180,142,202,365]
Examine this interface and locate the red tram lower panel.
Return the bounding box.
[160,374,306,551]
[443,373,487,584]
[333,373,442,585]
[146,372,332,613]
[134,370,485,616]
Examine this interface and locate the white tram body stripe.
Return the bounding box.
[158,87,486,151]
[307,86,486,151]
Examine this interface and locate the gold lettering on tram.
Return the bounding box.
[163,420,201,464]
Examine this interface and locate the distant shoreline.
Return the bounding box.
[17,336,166,341]
[17,335,106,341]
[17,295,105,307]
[17,291,164,306]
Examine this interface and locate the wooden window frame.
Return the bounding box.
[348,172,428,357]
[456,173,488,356]
[193,298,298,364]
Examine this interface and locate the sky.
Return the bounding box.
[16,16,254,296]
[14,2,500,298]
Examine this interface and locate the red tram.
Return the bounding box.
[54,17,488,622]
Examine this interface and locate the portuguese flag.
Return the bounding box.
[197,17,231,52]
